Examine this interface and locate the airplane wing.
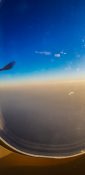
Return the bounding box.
[0,61,16,71]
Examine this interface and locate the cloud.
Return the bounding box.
[82,39,85,43]
[68,91,75,96]
[35,50,67,59]
[60,51,67,55]
[64,52,67,55]
[35,51,52,56]
[54,50,67,58]
[54,53,61,58]
[81,39,85,48]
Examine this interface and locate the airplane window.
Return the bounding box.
[0,0,85,158]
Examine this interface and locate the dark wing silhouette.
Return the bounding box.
[0,61,16,71]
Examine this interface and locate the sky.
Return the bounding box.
[0,0,85,82]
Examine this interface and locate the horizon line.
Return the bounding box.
[0,78,85,88]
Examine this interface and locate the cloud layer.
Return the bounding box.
[35,51,52,56]
[35,50,67,59]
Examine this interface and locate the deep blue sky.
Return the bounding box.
[0,0,85,80]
